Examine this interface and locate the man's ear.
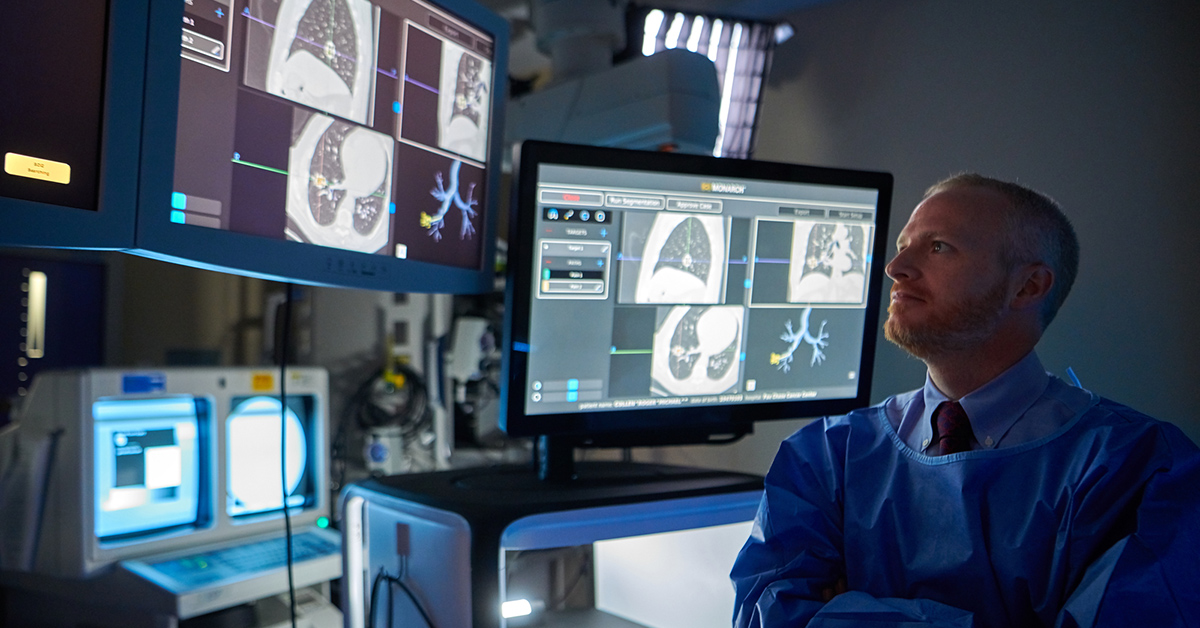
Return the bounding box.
[1010,263,1054,311]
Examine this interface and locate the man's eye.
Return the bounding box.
[931,241,945,252]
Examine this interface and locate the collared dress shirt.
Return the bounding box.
[893,351,1089,453]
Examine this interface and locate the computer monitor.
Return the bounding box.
[93,396,209,541]
[132,0,509,292]
[5,367,329,577]
[500,141,893,455]
[0,0,145,249]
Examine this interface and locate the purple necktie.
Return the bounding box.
[932,401,974,455]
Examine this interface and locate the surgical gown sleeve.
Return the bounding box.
[1057,447,1200,627]
[729,415,849,627]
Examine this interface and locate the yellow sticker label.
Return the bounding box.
[251,372,274,391]
[4,152,71,184]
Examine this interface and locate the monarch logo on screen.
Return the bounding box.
[700,181,746,194]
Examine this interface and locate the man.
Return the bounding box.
[730,174,1200,627]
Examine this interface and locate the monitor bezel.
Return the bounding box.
[133,0,509,293]
[500,140,894,442]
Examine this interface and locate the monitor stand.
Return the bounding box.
[535,435,576,482]
[533,429,753,483]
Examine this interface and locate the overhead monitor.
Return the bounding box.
[132,0,508,292]
[501,141,893,448]
[0,0,146,249]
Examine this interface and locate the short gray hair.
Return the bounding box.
[925,173,1079,328]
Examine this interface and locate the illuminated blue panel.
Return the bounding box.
[94,396,194,420]
[93,397,204,540]
[121,373,167,394]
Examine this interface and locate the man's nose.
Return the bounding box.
[885,248,915,282]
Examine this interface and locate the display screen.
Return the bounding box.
[226,394,318,518]
[170,0,496,270]
[93,397,206,540]
[503,142,892,440]
[0,0,107,210]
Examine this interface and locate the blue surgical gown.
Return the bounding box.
[730,390,1200,627]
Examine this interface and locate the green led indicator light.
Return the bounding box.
[317,516,330,529]
[542,269,550,280]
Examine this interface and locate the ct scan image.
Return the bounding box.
[623,213,728,304]
[285,111,394,253]
[651,305,745,396]
[437,40,491,163]
[243,0,377,125]
[787,221,869,304]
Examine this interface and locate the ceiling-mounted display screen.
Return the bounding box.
[134,0,508,292]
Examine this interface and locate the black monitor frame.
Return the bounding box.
[501,141,893,465]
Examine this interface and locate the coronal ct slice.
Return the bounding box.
[651,305,744,396]
[266,0,375,124]
[635,213,727,304]
[286,113,393,253]
[788,221,868,304]
[437,42,491,162]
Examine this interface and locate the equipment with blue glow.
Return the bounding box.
[0,367,340,626]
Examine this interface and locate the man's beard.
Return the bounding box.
[884,278,1009,360]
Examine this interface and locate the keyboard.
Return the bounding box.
[145,529,340,589]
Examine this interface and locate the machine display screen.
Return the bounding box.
[171,0,497,271]
[503,142,893,440]
[226,394,319,518]
[93,397,206,540]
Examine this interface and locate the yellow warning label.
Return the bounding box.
[251,372,275,391]
[4,152,71,184]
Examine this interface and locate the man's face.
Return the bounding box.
[883,186,1014,359]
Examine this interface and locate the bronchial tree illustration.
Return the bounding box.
[420,159,476,241]
[769,307,829,372]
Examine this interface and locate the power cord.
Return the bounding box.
[280,283,298,628]
[368,559,437,628]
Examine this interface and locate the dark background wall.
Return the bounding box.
[663,0,1200,473]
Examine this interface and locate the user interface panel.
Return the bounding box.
[522,161,884,417]
[171,0,496,270]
